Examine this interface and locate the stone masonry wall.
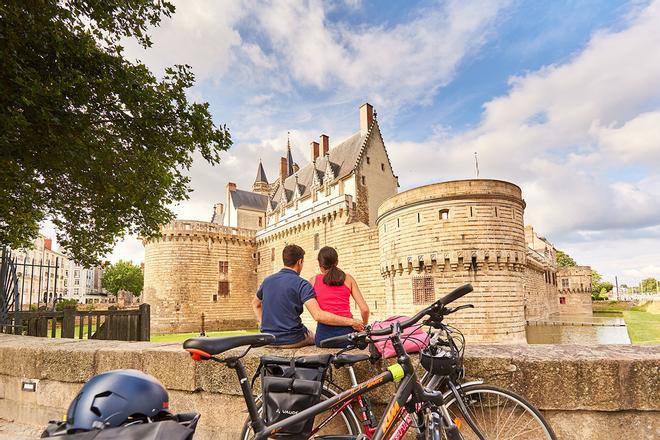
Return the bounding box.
[0,334,658,440]
[558,266,593,314]
[143,221,258,334]
[377,180,527,343]
[524,259,560,321]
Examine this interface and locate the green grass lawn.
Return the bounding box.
[623,302,660,344]
[150,329,258,343]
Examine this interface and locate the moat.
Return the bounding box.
[526,312,631,344]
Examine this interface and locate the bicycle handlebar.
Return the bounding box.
[319,283,473,348]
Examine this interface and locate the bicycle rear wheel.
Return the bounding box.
[443,384,556,440]
[240,386,362,439]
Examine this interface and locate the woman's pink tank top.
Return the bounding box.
[313,274,353,318]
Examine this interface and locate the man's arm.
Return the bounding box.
[305,299,364,331]
[252,296,263,325]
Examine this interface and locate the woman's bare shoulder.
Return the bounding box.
[344,273,355,284]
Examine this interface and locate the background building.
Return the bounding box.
[557,266,593,314]
[143,103,579,341]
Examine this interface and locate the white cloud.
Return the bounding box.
[249,0,510,111]
[386,0,660,283]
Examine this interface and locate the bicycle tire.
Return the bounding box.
[443,383,557,440]
[239,386,362,439]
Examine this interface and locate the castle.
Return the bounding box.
[143,103,591,343]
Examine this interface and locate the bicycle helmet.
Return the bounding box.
[65,369,170,432]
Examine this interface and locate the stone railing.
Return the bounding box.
[0,334,657,439]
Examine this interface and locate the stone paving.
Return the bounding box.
[0,418,43,439]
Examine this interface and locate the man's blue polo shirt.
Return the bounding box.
[256,268,316,345]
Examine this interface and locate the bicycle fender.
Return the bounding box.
[440,380,484,401]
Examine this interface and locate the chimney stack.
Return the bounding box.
[227,182,236,192]
[44,238,52,251]
[310,141,320,162]
[280,157,288,181]
[320,134,329,156]
[359,103,373,136]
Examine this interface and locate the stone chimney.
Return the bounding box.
[227,182,236,192]
[320,134,329,156]
[44,238,52,251]
[211,203,224,224]
[310,141,320,162]
[280,157,288,182]
[360,103,373,136]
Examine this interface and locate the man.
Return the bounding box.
[252,244,364,348]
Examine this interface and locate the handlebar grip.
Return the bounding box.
[319,333,354,348]
[439,283,473,306]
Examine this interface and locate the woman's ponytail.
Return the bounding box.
[318,246,346,286]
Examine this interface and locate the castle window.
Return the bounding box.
[561,278,569,288]
[470,206,474,217]
[417,213,420,223]
[559,297,566,305]
[218,281,229,297]
[361,176,366,185]
[218,261,228,274]
[439,209,449,220]
[257,252,261,265]
[397,218,400,228]
[271,248,275,261]
[366,156,371,164]
[412,275,435,305]
[314,233,320,250]
[381,163,385,171]
[494,206,498,217]
[259,217,263,227]
[212,294,218,302]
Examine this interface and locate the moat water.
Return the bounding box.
[525,312,631,344]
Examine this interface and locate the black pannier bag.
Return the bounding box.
[259,354,332,437]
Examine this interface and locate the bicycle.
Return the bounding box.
[184,283,557,439]
[183,289,469,439]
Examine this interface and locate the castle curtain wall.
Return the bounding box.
[143,221,258,334]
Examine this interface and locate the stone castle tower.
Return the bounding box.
[143,103,562,341]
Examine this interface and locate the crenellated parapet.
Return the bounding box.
[145,220,256,245]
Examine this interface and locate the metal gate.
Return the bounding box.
[0,247,21,333]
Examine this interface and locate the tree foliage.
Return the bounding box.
[55,298,79,311]
[101,260,143,296]
[591,270,613,300]
[556,249,577,267]
[640,277,658,293]
[0,1,231,266]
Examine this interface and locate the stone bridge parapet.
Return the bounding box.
[0,334,657,439]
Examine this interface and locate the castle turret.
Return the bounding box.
[253,160,269,195]
[286,132,295,177]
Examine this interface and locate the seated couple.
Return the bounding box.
[251,244,369,348]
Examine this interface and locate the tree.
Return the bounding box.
[640,278,658,293]
[55,298,79,311]
[591,270,613,300]
[1,1,231,266]
[102,260,143,296]
[556,249,577,267]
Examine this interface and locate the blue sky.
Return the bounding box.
[106,0,660,286]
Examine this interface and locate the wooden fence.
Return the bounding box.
[1,304,150,341]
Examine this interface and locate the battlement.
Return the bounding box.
[152,220,256,243]
[381,249,526,276]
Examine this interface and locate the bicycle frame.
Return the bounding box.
[230,325,443,440]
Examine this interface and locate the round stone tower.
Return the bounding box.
[376,180,527,343]
[143,220,258,334]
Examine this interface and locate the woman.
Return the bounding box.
[311,246,370,347]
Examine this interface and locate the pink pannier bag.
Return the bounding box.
[371,316,430,359]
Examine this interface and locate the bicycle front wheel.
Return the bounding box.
[443,384,556,440]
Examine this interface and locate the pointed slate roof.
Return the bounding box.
[254,160,268,184]
[286,134,295,177]
[230,188,269,211]
[270,125,373,209]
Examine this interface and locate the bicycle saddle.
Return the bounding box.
[184,333,275,357]
[332,353,370,367]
